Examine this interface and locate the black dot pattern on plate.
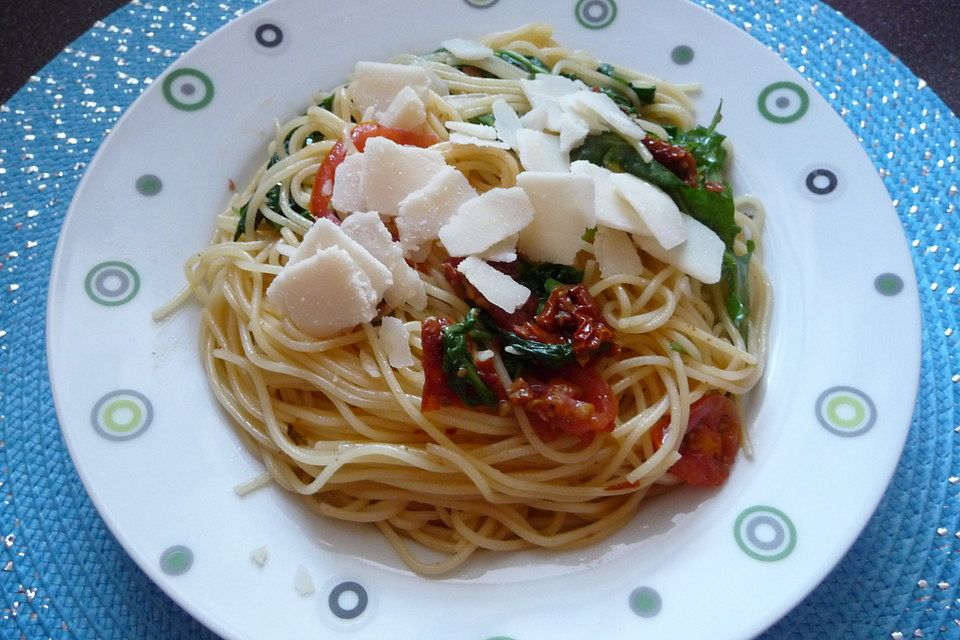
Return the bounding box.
[805,168,839,195]
[328,581,368,619]
[875,273,905,296]
[575,0,618,29]
[136,174,162,196]
[255,23,283,48]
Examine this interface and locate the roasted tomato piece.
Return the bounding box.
[533,284,619,361]
[668,394,742,487]
[420,317,461,411]
[641,137,699,187]
[508,364,617,440]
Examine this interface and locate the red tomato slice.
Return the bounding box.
[668,394,742,487]
[308,123,438,220]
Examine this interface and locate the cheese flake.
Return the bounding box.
[634,215,725,284]
[492,99,522,149]
[379,85,426,130]
[396,166,477,260]
[440,38,493,61]
[438,187,534,256]
[478,233,518,263]
[249,546,268,567]
[610,172,685,250]
[570,160,651,235]
[265,247,379,338]
[348,61,431,117]
[457,256,531,313]
[445,121,498,139]
[563,90,647,142]
[516,172,595,265]
[360,137,448,215]
[294,218,393,297]
[379,316,416,368]
[449,132,511,149]
[330,152,367,214]
[516,129,569,172]
[594,227,644,278]
[294,565,315,596]
[340,211,427,310]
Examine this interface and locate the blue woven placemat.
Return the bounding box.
[1,0,957,638]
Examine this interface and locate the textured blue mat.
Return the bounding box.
[1,0,957,638]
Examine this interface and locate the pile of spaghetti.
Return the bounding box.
[160,24,772,574]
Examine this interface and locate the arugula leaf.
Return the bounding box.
[517,261,583,298]
[596,63,657,105]
[469,113,497,127]
[494,50,550,77]
[441,309,498,407]
[498,330,575,369]
[722,240,755,341]
[318,94,335,111]
[671,104,726,181]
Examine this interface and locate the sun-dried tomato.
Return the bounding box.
[641,137,699,187]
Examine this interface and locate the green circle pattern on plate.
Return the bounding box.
[90,389,153,440]
[629,586,663,617]
[160,545,194,576]
[161,68,215,111]
[575,0,618,29]
[734,506,797,562]
[815,386,877,437]
[671,45,694,65]
[757,81,810,124]
[84,261,140,306]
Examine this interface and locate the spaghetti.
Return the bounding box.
[160,24,772,575]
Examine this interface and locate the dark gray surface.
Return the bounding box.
[1,0,958,112]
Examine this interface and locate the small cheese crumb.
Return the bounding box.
[594,227,644,278]
[441,38,493,61]
[294,565,315,596]
[359,350,382,378]
[445,121,499,140]
[397,166,477,261]
[438,187,534,256]
[516,172,595,265]
[379,316,416,368]
[457,256,531,313]
[515,129,569,172]
[360,137,448,215]
[249,546,268,567]
[331,153,367,214]
[610,173,685,250]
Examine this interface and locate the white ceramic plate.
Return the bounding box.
[46,0,921,638]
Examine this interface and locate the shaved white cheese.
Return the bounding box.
[379,85,426,130]
[292,218,393,297]
[397,166,477,260]
[441,37,494,61]
[457,256,531,313]
[379,316,416,368]
[478,233,518,263]
[570,161,651,235]
[558,110,591,152]
[516,129,569,172]
[634,215,725,284]
[266,247,379,337]
[361,137,448,215]
[610,173,685,250]
[340,211,427,310]
[594,227,644,278]
[445,121,498,140]
[516,172,595,265]
[330,152,367,214]
[563,90,647,143]
[249,546,268,567]
[449,132,512,149]
[438,187,534,256]
[359,349,382,378]
[519,104,551,131]
[348,61,431,118]
[521,74,585,104]
[492,99,522,149]
[294,565,315,596]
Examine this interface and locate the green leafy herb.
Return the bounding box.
[582,227,598,243]
[469,113,497,127]
[722,240,755,340]
[495,49,550,77]
[318,94,335,111]
[670,105,726,181]
[441,309,498,407]
[517,261,583,296]
[596,63,657,105]
[498,330,575,369]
